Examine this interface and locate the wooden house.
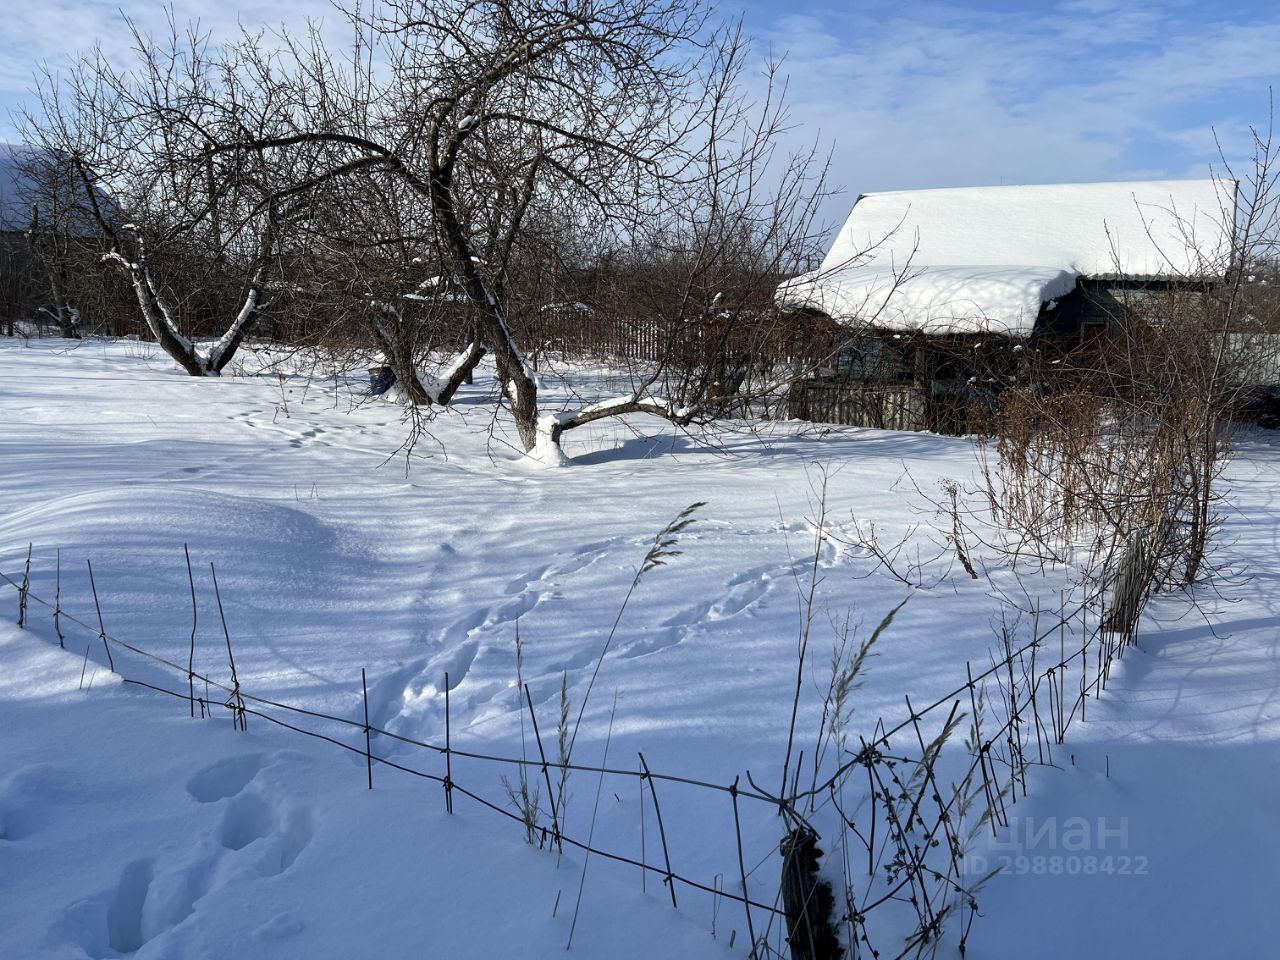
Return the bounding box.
[777,179,1237,433]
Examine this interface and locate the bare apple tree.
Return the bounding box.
[24,23,306,375]
[192,0,838,453]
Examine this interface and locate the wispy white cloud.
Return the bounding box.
[746,0,1280,226]
[2,0,1277,227]
[0,0,340,134]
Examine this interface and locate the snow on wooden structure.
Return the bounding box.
[778,179,1238,433]
[778,179,1234,335]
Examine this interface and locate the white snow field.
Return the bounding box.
[1,337,1277,958]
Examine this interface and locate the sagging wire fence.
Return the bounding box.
[0,551,792,947]
[1,530,1153,960]
[789,561,1148,960]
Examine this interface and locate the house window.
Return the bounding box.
[837,336,909,380]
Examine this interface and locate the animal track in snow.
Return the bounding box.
[437,639,480,690]
[500,540,612,596]
[371,539,621,734]
[288,427,326,448]
[708,568,773,619]
[504,564,550,595]
[0,762,79,841]
[186,753,268,803]
[366,657,435,732]
[615,629,684,660]
[218,792,275,851]
[253,912,305,941]
[253,807,313,878]
[617,563,779,659]
[63,857,200,957]
[64,751,312,957]
[88,858,154,955]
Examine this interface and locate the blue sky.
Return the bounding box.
[2,0,1277,225]
[733,1,1280,191]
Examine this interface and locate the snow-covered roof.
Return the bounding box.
[0,143,36,232]
[777,179,1237,335]
[0,142,108,236]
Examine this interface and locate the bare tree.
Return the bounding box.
[977,118,1280,592]
[14,150,90,338]
[23,0,851,448]
[288,153,482,405]
[186,0,837,453]
[25,22,301,374]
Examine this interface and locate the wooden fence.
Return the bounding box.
[513,309,668,365]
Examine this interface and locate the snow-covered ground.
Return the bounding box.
[1,337,1276,958]
[970,449,1280,957]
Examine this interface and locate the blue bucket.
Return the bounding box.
[368,365,397,396]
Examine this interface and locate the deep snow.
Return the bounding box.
[1,337,1277,958]
[776,179,1234,334]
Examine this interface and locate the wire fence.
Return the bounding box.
[1,533,1151,960]
[777,535,1153,958]
[0,552,795,948]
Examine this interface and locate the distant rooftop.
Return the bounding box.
[0,142,110,236]
[0,142,38,232]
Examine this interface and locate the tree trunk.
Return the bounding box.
[428,158,540,450]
